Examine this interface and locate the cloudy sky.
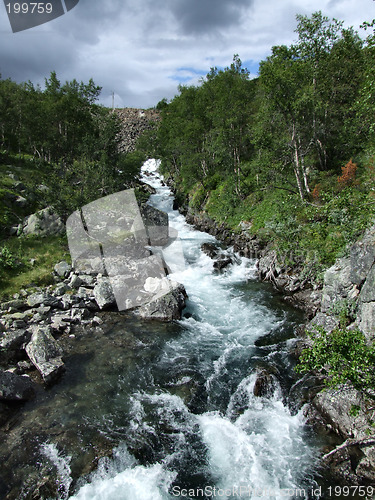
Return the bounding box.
[0,0,373,109]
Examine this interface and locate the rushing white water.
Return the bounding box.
[41,443,73,499]
[69,159,319,500]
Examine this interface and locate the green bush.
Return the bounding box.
[0,245,18,270]
[296,326,375,400]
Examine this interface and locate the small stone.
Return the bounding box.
[91,316,103,326]
[27,292,60,308]
[93,278,116,310]
[54,261,72,279]
[54,283,69,297]
[69,274,83,289]
[12,320,27,329]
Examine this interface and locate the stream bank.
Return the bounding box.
[177,203,375,487]
[0,159,338,499]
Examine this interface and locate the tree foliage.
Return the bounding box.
[0,71,143,219]
[154,12,371,203]
[297,326,375,400]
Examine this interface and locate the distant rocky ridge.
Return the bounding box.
[114,108,160,154]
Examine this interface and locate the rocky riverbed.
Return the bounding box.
[181,207,375,486]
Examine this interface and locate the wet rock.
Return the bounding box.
[213,256,233,270]
[54,261,72,279]
[25,327,65,384]
[201,243,219,259]
[93,278,116,310]
[253,369,277,397]
[135,279,187,321]
[0,370,36,402]
[17,360,34,373]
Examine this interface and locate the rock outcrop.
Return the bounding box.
[114,108,160,154]
[302,222,375,483]
[21,207,65,237]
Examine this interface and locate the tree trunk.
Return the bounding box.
[292,125,305,200]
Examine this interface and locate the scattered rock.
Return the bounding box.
[14,196,27,208]
[25,327,65,384]
[54,261,72,279]
[69,274,83,289]
[135,279,187,321]
[0,370,36,402]
[201,243,219,259]
[27,292,60,309]
[213,256,233,270]
[93,278,116,310]
[0,329,32,362]
[0,299,26,312]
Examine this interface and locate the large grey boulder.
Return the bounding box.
[350,224,375,286]
[25,327,65,384]
[320,257,358,313]
[22,207,64,237]
[313,385,375,482]
[0,371,36,402]
[135,278,187,321]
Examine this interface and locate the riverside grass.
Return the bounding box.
[0,235,70,300]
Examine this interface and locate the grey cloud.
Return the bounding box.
[168,0,253,35]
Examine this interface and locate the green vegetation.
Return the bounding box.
[296,326,375,401]
[0,72,144,299]
[148,12,375,283]
[0,235,70,298]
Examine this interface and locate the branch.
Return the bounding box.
[258,185,299,195]
[322,438,375,461]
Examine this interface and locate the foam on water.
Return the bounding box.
[41,443,73,500]
[69,160,319,499]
